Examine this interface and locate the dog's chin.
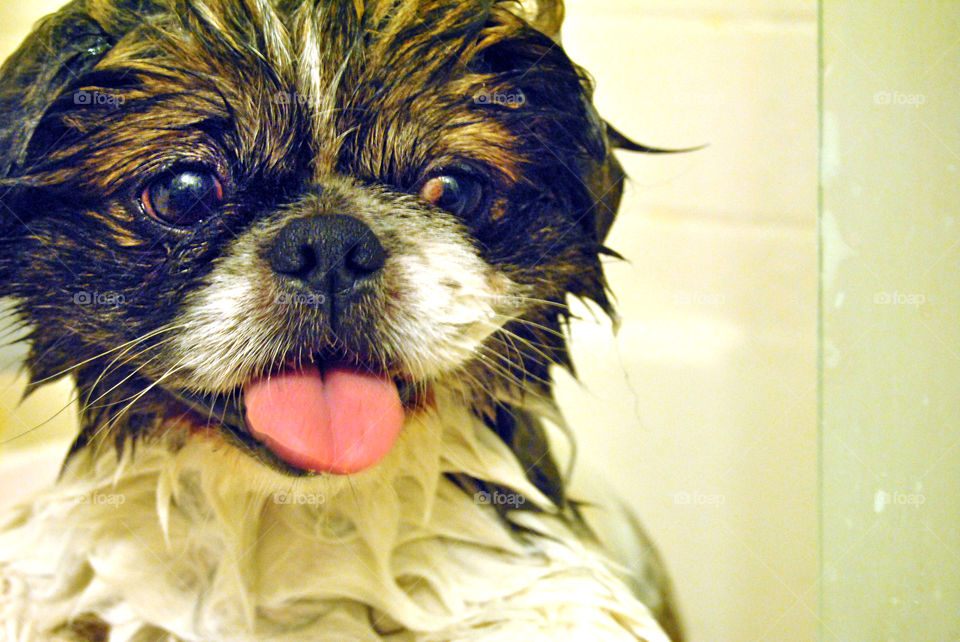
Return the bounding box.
[170,357,430,478]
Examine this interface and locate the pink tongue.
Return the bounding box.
[244,367,404,475]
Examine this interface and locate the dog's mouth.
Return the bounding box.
[171,361,422,477]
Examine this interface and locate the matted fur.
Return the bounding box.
[0,0,682,639]
[1,386,672,641]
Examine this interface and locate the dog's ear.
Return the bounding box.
[582,125,627,243]
[0,2,114,180]
[573,96,627,243]
[585,119,705,241]
[509,0,565,39]
[500,1,697,242]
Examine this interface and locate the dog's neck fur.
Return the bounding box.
[0,384,669,641]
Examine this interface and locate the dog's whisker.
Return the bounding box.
[468,345,546,392]
[494,293,571,312]
[487,326,557,367]
[504,317,570,342]
[28,325,186,389]
[0,333,185,445]
[479,344,557,391]
[81,351,178,411]
[92,362,189,442]
[0,390,85,445]
[82,334,184,409]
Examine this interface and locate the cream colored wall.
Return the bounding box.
[559,2,817,640]
[0,2,820,641]
[821,2,960,639]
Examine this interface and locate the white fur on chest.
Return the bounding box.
[0,391,668,641]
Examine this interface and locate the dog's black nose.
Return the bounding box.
[268,215,386,295]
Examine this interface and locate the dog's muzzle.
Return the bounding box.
[194,214,408,477]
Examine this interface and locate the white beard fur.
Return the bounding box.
[0,385,670,641]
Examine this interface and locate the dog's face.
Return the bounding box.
[0,0,626,478]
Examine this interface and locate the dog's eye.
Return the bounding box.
[420,173,485,218]
[141,170,224,226]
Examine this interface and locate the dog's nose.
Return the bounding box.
[268,215,386,295]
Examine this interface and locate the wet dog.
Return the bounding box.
[0,1,681,639]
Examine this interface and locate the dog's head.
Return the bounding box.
[0,0,631,482]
